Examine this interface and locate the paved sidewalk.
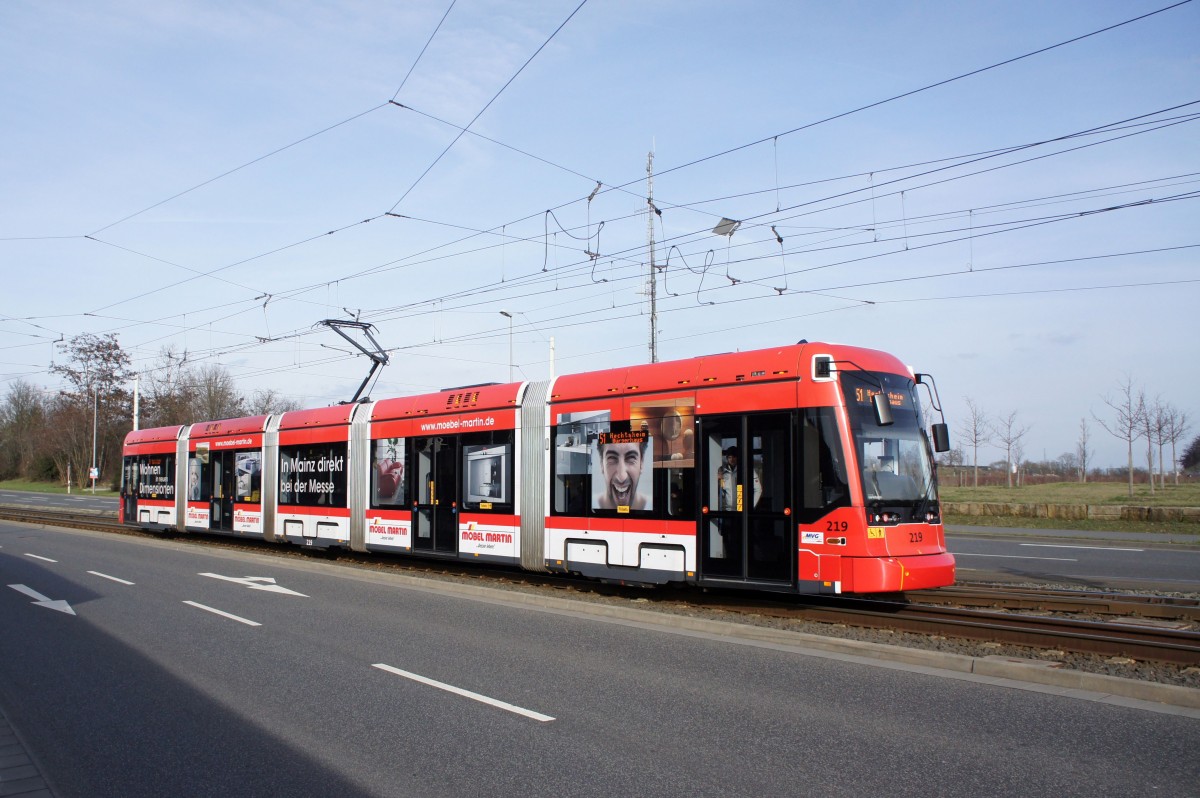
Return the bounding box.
[0,709,53,798]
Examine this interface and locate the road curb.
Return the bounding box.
[0,707,55,798]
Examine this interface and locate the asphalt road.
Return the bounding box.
[0,489,117,514]
[1,522,1197,797]
[946,527,1200,593]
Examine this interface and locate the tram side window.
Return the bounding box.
[186,456,202,501]
[370,437,407,508]
[632,403,695,520]
[661,466,690,518]
[234,452,262,503]
[552,410,611,515]
[279,442,348,507]
[136,455,176,501]
[748,415,789,513]
[705,423,741,512]
[797,408,849,521]
[462,431,514,512]
[592,423,654,513]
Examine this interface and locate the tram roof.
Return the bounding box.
[370,382,522,423]
[188,415,270,439]
[124,425,184,445]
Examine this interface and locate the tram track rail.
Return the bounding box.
[688,592,1200,666]
[904,585,1200,622]
[4,504,1199,667]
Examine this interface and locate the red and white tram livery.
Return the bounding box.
[122,341,955,594]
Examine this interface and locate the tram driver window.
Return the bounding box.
[798,408,849,520]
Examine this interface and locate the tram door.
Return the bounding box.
[122,458,138,521]
[700,414,793,584]
[209,451,236,532]
[412,436,459,554]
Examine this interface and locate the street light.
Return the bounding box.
[499,310,513,382]
[90,383,99,494]
[84,361,99,494]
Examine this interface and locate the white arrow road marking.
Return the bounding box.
[8,584,76,615]
[183,601,261,626]
[372,664,555,722]
[198,573,308,597]
[24,553,58,563]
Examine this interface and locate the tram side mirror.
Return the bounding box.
[872,392,894,427]
[931,422,950,453]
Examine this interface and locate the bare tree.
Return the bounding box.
[140,349,254,426]
[994,410,1030,489]
[1076,418,1091,483]
[1095,375,1145,498]
[1139,395,1159,496]
[245,388,303,416]
[47,333,134,486]
[192,363,245,421]
[1152,401,1172,490]
[1012,438,1026,487]
[140,347,193,428]
[1057,451,1080,480]
[959,398,991,488]
[937,446,966,487]
[1164,409,1190,485]
[0,380,48,479]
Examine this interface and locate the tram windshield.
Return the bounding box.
[840,370,938,514]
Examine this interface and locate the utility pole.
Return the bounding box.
[646,151,658,363]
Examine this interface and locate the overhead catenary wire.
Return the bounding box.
[23,61,1187,369]
[20,4,1185,337]
[391,0,458,103]
[216,195,1199,366]
[4,2,1195,391]
[385,0,590,213]
[16,166,1190,372]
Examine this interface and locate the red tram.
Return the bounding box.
[121,341,955,594]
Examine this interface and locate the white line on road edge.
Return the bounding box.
[183,601,261,626]
[88,571,135,585]
[24,553,57,562]
[1019,543,1144,552]
[372,663,555,722]
[953,553,1077,562]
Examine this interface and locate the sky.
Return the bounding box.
[1,0,1196,470]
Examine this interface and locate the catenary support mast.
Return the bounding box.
[647,151,658,363]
